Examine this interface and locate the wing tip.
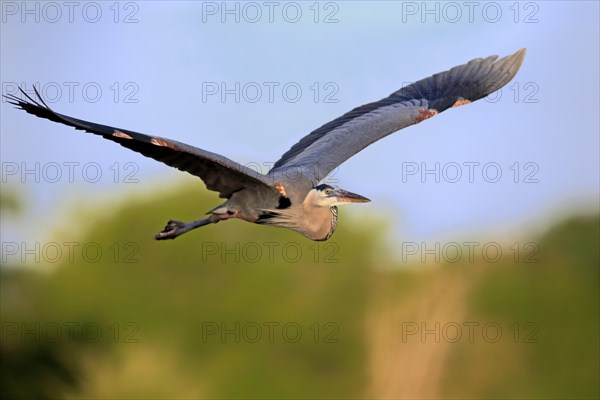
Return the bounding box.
[3,84,51,111]
[505,47,527,73]
[461,48,527,102]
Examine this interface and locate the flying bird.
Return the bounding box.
[6,49,525,241]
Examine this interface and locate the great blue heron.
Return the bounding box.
[6,49,525,241]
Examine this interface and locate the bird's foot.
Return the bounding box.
[154,220,187,240]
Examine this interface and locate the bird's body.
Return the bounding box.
[6,49,526,241]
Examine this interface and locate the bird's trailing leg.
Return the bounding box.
[154,215,222,240]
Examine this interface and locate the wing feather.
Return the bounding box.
[5,87,273,198]
[270,49,526,183]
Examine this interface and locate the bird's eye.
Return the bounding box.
[324,189,331,195]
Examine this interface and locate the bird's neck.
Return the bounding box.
[300,202,338,241]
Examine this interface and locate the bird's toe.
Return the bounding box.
[154,220,185,240]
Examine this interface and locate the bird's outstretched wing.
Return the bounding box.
[270,49,526,183]
[5,88,273,198]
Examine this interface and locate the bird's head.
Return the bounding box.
[309,184,371,208]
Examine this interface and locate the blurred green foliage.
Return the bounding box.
[441,216,599,398]
[0,187,23,215]
[1,183,598,399]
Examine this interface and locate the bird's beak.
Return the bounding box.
[333,189,371,203]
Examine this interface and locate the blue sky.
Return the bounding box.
[1,1,598,246]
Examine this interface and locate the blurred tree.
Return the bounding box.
[1,181,598,399]
[0,186,23,215]
[1,188,84,399]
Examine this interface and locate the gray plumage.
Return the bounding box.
[5,49,526,241]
